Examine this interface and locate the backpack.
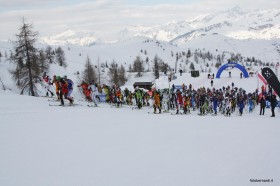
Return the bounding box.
[43,76,49,83]
[67,79,74,89]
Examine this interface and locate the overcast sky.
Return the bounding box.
[0,0,279,41]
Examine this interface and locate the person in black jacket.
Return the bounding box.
[270,95,277,117]
[259,96,266,115]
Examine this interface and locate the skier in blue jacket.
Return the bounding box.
[237,96,245,116]
[248,97,254,113]
[212,94,218,115]
[63,75,74,104]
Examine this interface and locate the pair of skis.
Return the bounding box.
[171,111,191,115]
[49,103,81,107]
[87,104,98,107]
[49,103,98,107]
[48,98,98,107]
[148,112,163,114]
[148,111,174,114]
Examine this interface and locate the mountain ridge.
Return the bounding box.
[39,7,280,47]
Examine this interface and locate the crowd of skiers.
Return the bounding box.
[43,74,74,106]
[42,74,279,117]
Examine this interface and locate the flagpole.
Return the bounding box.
[257,70,259,91]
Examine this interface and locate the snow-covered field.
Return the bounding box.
[1,21,280,185]
[0,88,280,186]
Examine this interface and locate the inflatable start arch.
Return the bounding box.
[216,62,249,79]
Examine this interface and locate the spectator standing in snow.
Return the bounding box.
[189,84,192,91]
[270,95,277,117]
[179,69,183,76]
[259,96,266,115]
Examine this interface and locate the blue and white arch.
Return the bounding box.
[216,62,249,79]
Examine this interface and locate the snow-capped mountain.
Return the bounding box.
[40,7,280,47]
[119,6,280,43]
[41,29,99,46]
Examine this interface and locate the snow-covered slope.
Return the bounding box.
[176,34,280,63]
[0,81,280,186]
[41,29,99,46]
[1,35,279,95]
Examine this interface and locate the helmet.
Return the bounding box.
[56,76,61,81]
[63,75,67,79]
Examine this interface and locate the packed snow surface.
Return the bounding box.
[0,91,279,186]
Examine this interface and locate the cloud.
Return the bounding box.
[0,0,59,10]
[199,0,280,11]
[0,0,279,41]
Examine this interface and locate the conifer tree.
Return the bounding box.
[132,56,144,77]
[95,58,105,85]
[215,61,222,69]
[194,54,199,64]
[145,57,149,63]
[45,46,55,64]
[55,47,67,67]
[189,62,195,71]
[118,65,127,86]
[83,56,97,83]
[10,19,42,96]
[10,54,24,86]
[187,49,191,58]
[108,60,119,85]
[153,55,159,79]
[108,61,127,86]
[38,49,49,74]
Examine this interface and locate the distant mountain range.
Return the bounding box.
[41,29,99,46]
[41,6,280,46]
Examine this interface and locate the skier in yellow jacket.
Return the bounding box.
[153,90,161,113]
